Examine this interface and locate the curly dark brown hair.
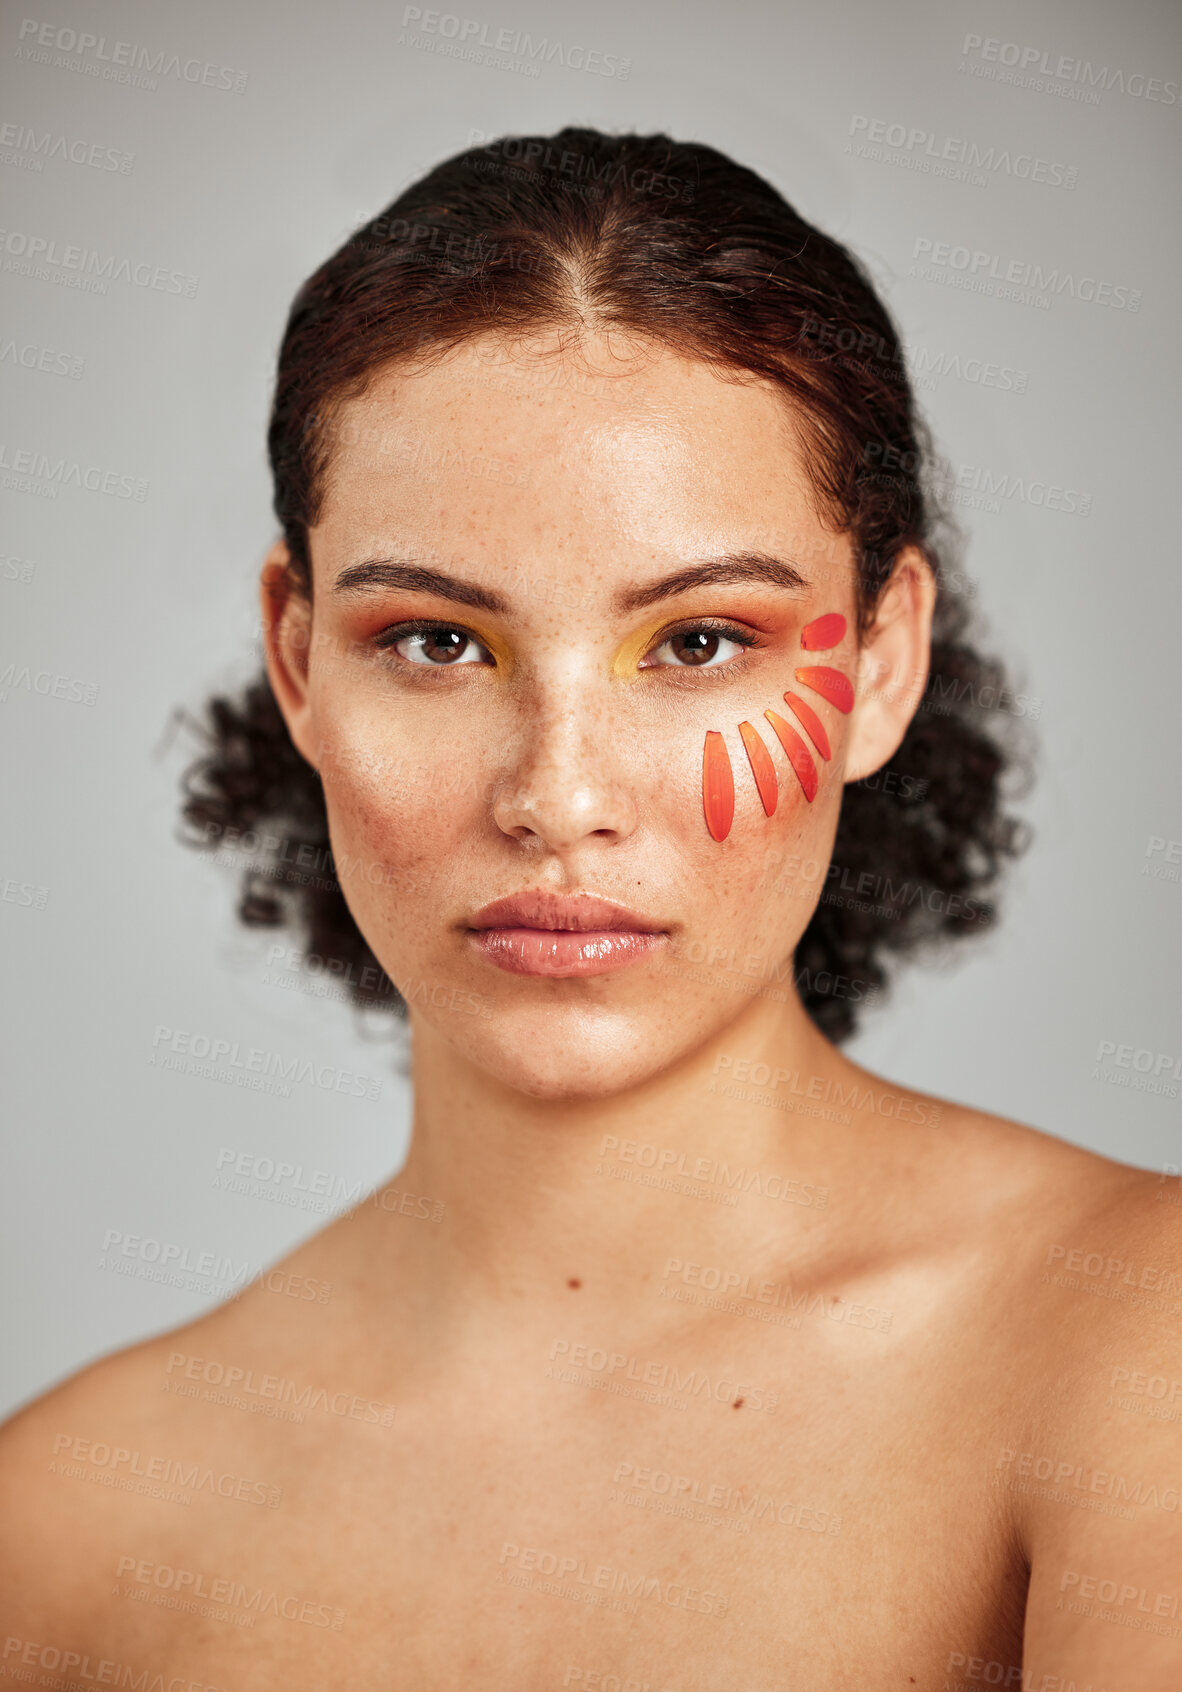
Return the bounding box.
[179,126,1030,1043]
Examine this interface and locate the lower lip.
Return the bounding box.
[468,927,666,977]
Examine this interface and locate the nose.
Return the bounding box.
[491,697,639,850]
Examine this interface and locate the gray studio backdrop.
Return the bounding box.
[2,0,1180,1419]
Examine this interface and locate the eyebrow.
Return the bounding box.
[614,552,809,612]
[331,560,510,612]
[330,550,809,614]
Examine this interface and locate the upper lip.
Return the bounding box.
[467,891,667,933]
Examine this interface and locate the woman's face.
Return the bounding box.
[265,332,929,1098]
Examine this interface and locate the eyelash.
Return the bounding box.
[641,619,765,679]
[370,617,765,675]
[372,619,494,667]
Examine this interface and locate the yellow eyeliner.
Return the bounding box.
[611,621,666,681]
[470,623,515,679]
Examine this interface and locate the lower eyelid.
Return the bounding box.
[646,630,756,669]
[383,629,495,665]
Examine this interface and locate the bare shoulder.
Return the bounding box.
[0,1206,365,1648]
[923,1098,1182,1430]
[968,1100,1182,1406]
[915,1088,1161,1248]
[935,1111,1182,1680]
[0,1301,225,1641]
[870,1082,1175,1371]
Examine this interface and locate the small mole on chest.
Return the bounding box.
[567,1277,581,1289]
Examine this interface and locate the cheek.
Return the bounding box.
[673,748,842,968]
[698,611,852,844]
[313,712,482,929]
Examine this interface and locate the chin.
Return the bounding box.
[422,999,686,1102]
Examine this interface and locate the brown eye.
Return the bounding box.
[645,627,749,669]
[390,627,491,666]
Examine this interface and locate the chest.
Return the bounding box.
[105,1334,1028,1688]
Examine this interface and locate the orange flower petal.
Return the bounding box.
[764,709,818,802]
[794,666,854,714]
[702,730,735,841]
[783,690,831,760]
[801,612,847,651]
[738,721,778,816]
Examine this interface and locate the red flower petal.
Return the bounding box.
[738,721,778,816]
[783,690,831,760]
[801,612,847,651]
[702,730,735,841]
[794,666,854,714]
[764,710,818,802]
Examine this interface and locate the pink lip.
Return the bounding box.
[466,892,668,978]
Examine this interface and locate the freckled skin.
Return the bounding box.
[296,335,865,1100]
[0,333,1170,1689]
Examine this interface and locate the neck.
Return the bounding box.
[386,989,894,1351]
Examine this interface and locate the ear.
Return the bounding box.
[259,539,319,769]
[843,545,936,784]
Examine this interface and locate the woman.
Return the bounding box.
[2,127,1176,1687]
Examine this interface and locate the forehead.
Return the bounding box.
[309,332,844,590]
